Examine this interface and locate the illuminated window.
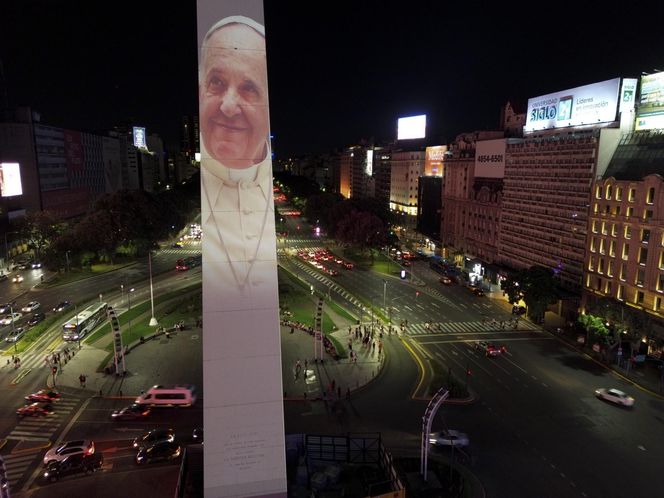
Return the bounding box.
[617,284,624,300]
[609,240,616,257]
[641,229,651,243]
[590,237,597,252]
[604,204,611,215]
[628,188,636,202]
[605,184,613,199]
[655,296,661,311]
[622,243,630,260]
[586,274,592,287]
[591,220,598,233]
[624,225,632,239]
[636,268,645,286]
[636,290,644,305]
[601,221,607,235]
[588,255,594,271]
[595,277,602,291]
[599,239,606,255]
[611,223,618,237]
[660,251,664,269]
[658,274,664,292]
[616,187,623,201]
[595,185,601,199]
[644,209,653,221]
[614,205,621,216]
[627,206,634,217]
[619,262,626,280]
[598,258,605,274]
[593,203,599,214]
[607,259,614,276]
[646,187,655,205]
[605,280,612,294]
[639,247,648,265]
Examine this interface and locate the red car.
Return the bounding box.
[17,402,54,418]
[175,259,190,271]
[25,390,61,403]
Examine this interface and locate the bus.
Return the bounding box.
[62,302,109,341]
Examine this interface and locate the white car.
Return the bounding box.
[429,429,470,447]
[43,440,95,465]
[595,388,634,407]
[11,274,24,283]
[4,327,25,342]
[0,313,22,325]
[21,301,40,313]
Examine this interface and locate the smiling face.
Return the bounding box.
[200,24,269,169]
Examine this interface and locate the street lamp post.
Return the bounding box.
[9,304,17,353]
[65,251,71,273]
[128,288,135,336]
[74,303,81,349]
[383,280,387,311]
[148,252,158,327]
[120,284,124,306]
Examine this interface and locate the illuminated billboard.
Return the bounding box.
[0,162,23,197]
[397,114,426,140]
[524,78,620,133]
[636,72,664,130]
[366,149,373,175]
[132,126,147,148]
[475,139,506,178]
[425,145,446,176]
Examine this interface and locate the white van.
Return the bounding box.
[135,384,197,407]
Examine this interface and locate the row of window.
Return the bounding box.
[588,242,658,265]
[587,276,662,311]
[588,255,664,284]
[590,222,659,243]
[593,203,654,220]
[595,184,656,204]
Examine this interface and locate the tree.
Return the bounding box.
[15,211,67,259]
[335,210,387,251]
[577,313,611,344]
[501,266,558,323]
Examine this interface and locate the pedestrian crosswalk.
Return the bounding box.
[289,259,365,310]
[160,247,201,256]
[2,392,83,489]
[405,320,541,335]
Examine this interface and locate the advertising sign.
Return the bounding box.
[619,78,637,113]
[397,114,426,140]
[197,1,286,496]
[132,126,147,149]
[636,71,664,130]
[474,139,506,178]
[524,78,620,133]
[0,162,23,197]
[425,145,446,176]
[366,149,373,176]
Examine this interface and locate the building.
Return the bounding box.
[389,149,424,226]
[416,175,442,241]
[181,115,200,159]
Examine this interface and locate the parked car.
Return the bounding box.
[132,428,175,450]
[22,301,41,313]
[11,274,24,283]
[28,312,46,327]
[17,402,53,418]
[0,312,22,325]
[135,440,182,465]
[43,440,95,465]
[595,388,635,407]
[26,389,61,403]
[429,430,470,447]
[42,453,103,482]
[4,327,25,342]
[111,403,151,421]
[192,427,204,444]
[53,301,72,312]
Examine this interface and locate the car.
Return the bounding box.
[175,259,189,271]
[26,390,61,403]
[0,312,22,325]
[171,242,183,249]
[53,301,72,312]
[512,305,526,315]
[595,388,635,407]
[4,327,25,342]
[192,427,204,444]
[11,274,24,283]
[28,312,46,327]
[135,440,182,465]
[132,428,175,450]
[22,301,41,313]
[16,261,31,270]
[31,261,42,269]
[343,262,353,270]
[17,402,53,418]
[471,287,485,296]
[429,430,470,447]
[43,440,95,465]
[0,302,17,314]
[474,340,506,357]
[0,274,7,282]
[111,403,151,421]
[42,453,103,482]
[439,276,452,285]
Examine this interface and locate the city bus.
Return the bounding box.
[62,302,109,341]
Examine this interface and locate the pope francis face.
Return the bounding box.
[200,23,270,169]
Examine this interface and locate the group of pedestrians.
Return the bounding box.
[481,317,520,330]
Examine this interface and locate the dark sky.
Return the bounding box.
[2,1,664,157]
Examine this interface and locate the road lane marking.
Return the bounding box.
[431,303,440,308]
[501,355,528,374]
[542,383,549,388]
[404,306,413,311]
[637,445,646,451]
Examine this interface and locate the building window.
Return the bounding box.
[614,205,621,216]
[627,206,634,217]
[622,243,630,260]
[591,220,598,233]
[624,225,632,239]
[616,187,623,201]
[609,240,616,257]
[595,185,601,199]
[601,221,607,235]
[605,280,612,294]
[605,184,613,199]
[647,187,655,205]
[628,188,636,202]
[644,209,653,221]
[607,259,614,276]
[598,258,605,274]
[636,268,645,286]
[599,238,606,255]
[593,203,599,214]
[604,204,611,215]
[658,274,664,292]
[586,274,592,287]
[636,290,644,305]
[588,255,594,271]
[619,262,626,280]
[639,247,648,265]
[655,296,661,311]
[595,277,602,291]
[617,284,624,300]
[642,229,651,244]
[611,223,618,237]
[660,251,664,269]
[590,237,597,252]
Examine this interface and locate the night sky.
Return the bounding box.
[2,1,664,157]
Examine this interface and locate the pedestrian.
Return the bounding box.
[79,374,85,387]
[348,326,351,335]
